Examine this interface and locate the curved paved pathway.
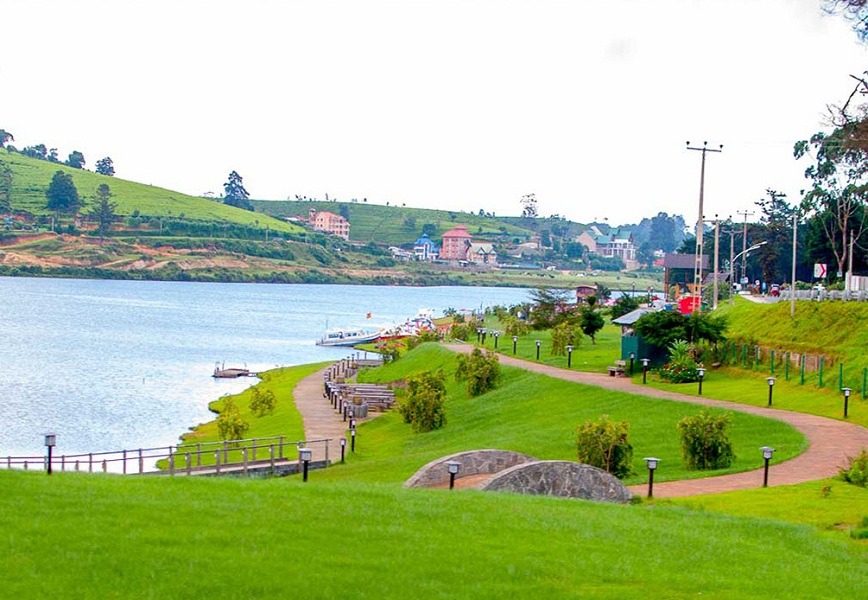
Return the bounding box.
[445,343,868,498]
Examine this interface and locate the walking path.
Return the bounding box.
[292,347,868,498]
[445,344,868,498]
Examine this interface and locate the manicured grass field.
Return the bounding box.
[319,344,805,486]
[1,471,864,599]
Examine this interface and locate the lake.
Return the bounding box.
[0,277,529,457]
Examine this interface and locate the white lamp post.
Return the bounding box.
[644,457,659,498]
[760,446,775,487]
[842,387,852,418]
[447,460,461,490]
[697,367,706,395]
[44,434,56,475]
[766,377,776,407]
[299,447,312,482]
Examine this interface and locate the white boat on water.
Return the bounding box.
[316,327,383,347]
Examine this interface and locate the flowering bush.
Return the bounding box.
[659,339,701,383]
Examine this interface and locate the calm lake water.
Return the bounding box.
[0,277,529,457]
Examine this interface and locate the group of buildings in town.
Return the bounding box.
[302,208,644,269]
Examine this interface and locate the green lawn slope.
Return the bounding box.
[314,344,805,485]
[1,471,864,598]
[1,151,300,233]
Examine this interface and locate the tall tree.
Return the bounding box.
[95,156,115,176]
[45,170,80,214]
[223,170,253,211]
[0,129,14,149]
[755,189,796,283]
[21,144,48,160]
[66,150,86,169]
[520,193,538,218]
[89,183,117,237]
[795,128,867,279]
[0,160,12,213]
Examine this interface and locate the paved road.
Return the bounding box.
[445,344,868,498]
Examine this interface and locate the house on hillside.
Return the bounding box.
[440,225,474,261]
[467,242,497,265]
[413,234,439,261]
[595,228,636,263]
[308,208,349,240]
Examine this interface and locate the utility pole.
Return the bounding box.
[712,215,720,310]
[687,141,723,312]
[728,217,736,305]
[737,209,755,284]
[791,212,798,316]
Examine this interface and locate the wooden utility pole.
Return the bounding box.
[687,141,723,311]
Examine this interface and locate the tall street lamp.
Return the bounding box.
[760,446,775,487]
[766,377,776,407]
[44,434,56,475]
[644,457,659,498]
[730,241,768,304]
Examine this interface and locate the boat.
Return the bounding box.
[212,362,254,378]
[315,328,383,347]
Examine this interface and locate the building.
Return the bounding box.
[308,208,349,240]
[594,228,636,262]
[440,225,474,261]
[663,253,709,299]
[412,234,439,261]
[467,242,497,265]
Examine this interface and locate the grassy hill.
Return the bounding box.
[252,199,535,245]
[1,151,300,233]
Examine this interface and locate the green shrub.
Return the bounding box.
[838,448,868,487]
[677,409,735,470]
[249,387,276,417]
[398,370,447,433]
[405,330,440,350]
[575,415,634,478]
[551,321,581,356]
[660,339,700,383]
[449,322,475,341]
[216,398,250,441]
[455,348,500,397]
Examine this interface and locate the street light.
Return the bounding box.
[760,446,775,487]
[641,358,650,384]
[299,447,312,482]
[766,377,776,407]
[843,387,852,418]
[512,335,517,355]
[340,437,346,464]
[447,460,461,490]
[697,367,706,395]
[629,352,635,376]
[644,457,659,498]
[730,241,768,305]
[494,331,500,349]
[44,434,56,475]
[567,345,573,368]
[476,327,482,343]
[535,339,541,360]
[351,427,357,452]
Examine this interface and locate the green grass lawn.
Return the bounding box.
[316,344,805,486]
[1,471,864,599]
[665,478,868,540]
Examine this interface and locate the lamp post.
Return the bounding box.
[766,377,776,407]
[340,438,346,464]
[730,242,768,305]
[567,345,573,368]
[476,327,482,343]
[481,329,487,344]
[494,331,500,349]
[760,446,775,487]
[535,339,541,361]
[842,387,852,418]
[644,457,659,498]
[447,460,461,490]
[44,434,56,475]
[342,400,348,422]
[351,427,356,452]
[629,352,635,376]
[641,358,650,384]
[299,447,312,482]
[512,335,518,355]
[697,367,705,395]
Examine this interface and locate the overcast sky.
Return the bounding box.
[3,0,866,227]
